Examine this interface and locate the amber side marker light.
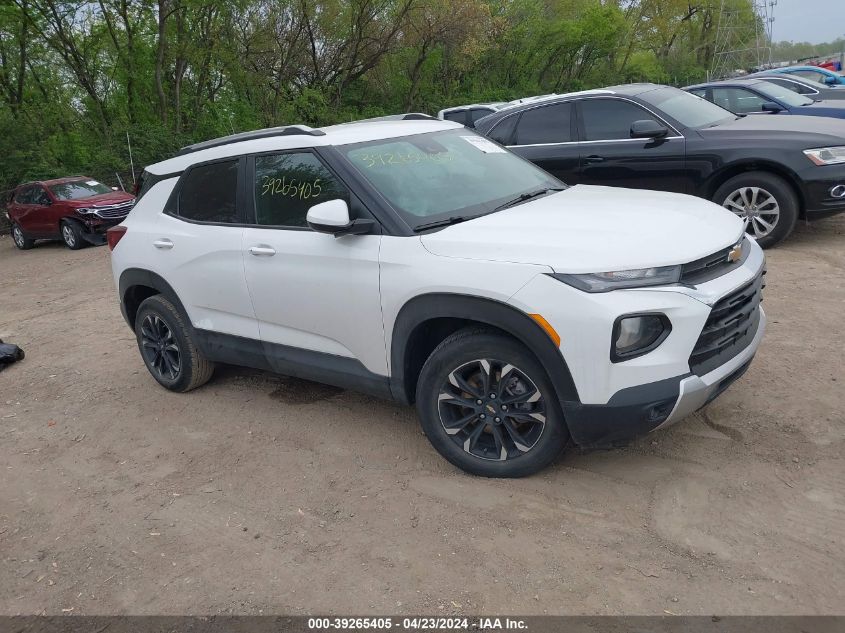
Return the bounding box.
[528,313,561,347]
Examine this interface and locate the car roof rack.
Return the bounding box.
[175,125,327,156]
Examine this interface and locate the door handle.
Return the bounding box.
[585,155,605,163]
[153,238,174,250]
[249,245,276,257]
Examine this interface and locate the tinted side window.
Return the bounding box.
[515,103,572,145]
[14,187,34,204]
[469,108,494,124]
[254,152,348,228]
[443,110,466,124]
[711,87,766,114]
[178,159,239,223]
[487,115,518,145]
[33,187,51,205]
[765,78,807,94]
[580,99,659,141]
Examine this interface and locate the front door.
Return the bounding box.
[574,97,689,193]
[241,150,386,380]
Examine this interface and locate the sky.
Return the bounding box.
[770,0,845,44]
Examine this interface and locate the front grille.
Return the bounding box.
[92,202,133,219]
[681,237,748,285]
[689,270,765,376]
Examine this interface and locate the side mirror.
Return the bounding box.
[306,199,374,236]
[824,76,837,85]
[111,186,119,191]
[630,119,668,139]
[761,101,783,113]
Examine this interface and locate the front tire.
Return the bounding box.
[416,328,569,477]
[712,171,798,248]
[134,295,215,392]
[11,223,34,250]
[61,220,86,250]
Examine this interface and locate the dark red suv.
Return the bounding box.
[7,176,135,250]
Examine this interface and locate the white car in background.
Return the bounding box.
[108,117,766,477]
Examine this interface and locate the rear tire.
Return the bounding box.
[416,327,569,477]
[134,295,215,392]
[712,171,798,249]
[61,220,86,250]
[11,223,34,250]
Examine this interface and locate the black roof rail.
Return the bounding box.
[175,125,326,156]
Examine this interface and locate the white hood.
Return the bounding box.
[420,185,744,274]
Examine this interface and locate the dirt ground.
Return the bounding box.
[0,217,843,617]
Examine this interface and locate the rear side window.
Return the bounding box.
[468,108,494,124]
[443,110,467,124]
[178,159,239,223]
[765,78,815,95]
[487,115,518,145]
[580,99,660,141]
[14,187,34,204]
[514,102,572,145]
[253,152,348,228]
[32,187,51,205]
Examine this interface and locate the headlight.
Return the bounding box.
[550,265,681,293]
[803,146,845,166]
[612,314,671,362]
[76,207,97,215]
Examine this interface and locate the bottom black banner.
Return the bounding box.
[0,616,842,633]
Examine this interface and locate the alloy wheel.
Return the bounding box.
[722,186,780,239]
[62,224,76,247]
[140,314,181,380]
[438,359,546,461]
[12,226,25,248]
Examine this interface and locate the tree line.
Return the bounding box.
[0,0,763,196]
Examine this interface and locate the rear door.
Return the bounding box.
[503,102,580,183]
[12,186,47,234]
[152,157,259,340]
[574,97,688,193]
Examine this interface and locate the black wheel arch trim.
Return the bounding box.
[702,160,805,210]
[389,293,581,407]
[118,268,192,331]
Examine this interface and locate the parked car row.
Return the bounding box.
[471,83,845,247]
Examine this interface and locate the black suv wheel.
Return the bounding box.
[134,295,215,392]
[713,171,798,248]
[416,328,569,477]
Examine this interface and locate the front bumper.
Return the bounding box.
[559,308,764,448]
[78,215,126,244]
[508,237,766,449]
[801,164,845,218]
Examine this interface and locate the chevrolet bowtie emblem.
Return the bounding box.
[728,243,742,263]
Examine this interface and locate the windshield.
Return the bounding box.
[754,81,815,106]
[640,86,736,128]
[49,179,112,200]
[339,129,561,228]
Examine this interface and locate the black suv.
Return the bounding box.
[474,84,845,247]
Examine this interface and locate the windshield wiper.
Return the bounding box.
[413,215,470,232]
[493,187,566,212]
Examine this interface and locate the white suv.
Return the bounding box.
[109,117,766,477]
